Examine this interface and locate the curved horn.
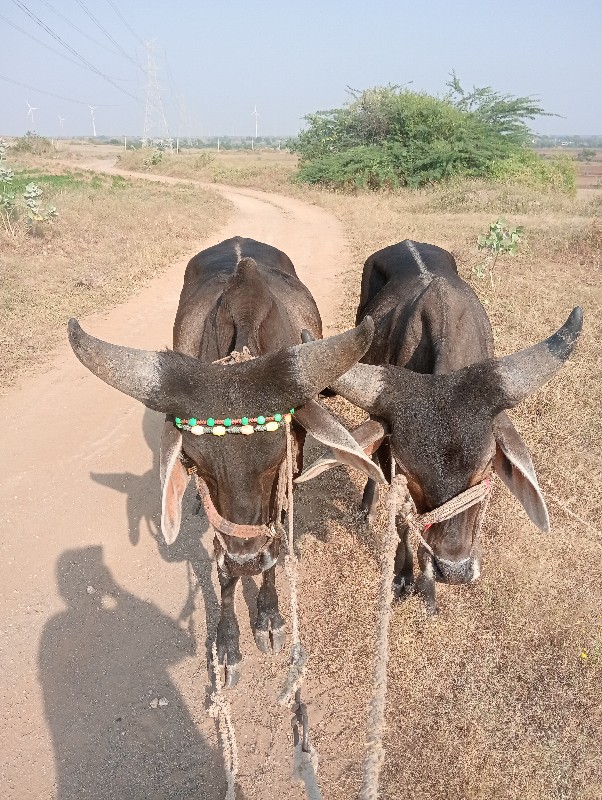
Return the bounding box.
[329,362,390,415]
[495,307,583,408]
[265,317,374,402]
[68,318,202,412]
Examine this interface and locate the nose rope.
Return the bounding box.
[399,477,493,559]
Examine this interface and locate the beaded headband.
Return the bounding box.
[175,409,294,436]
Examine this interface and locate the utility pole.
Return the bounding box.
[142,40,172,150]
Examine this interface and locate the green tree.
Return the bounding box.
[291,80,567,191]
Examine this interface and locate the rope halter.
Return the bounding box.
[400,476,493,560]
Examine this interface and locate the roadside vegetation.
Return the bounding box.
[290,77,575,191]
[116,146,298,193]
[0,147,231,390]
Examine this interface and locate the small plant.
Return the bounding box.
[0,140,58,236]
[576,148,596,163]
[474,217,523,286]
[23,182,58,231]
[142,148,163,170]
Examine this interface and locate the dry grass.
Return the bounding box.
[0,163,231,391]
[116,147,300,194]
[293,187,601,800]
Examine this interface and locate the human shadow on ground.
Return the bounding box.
[38,546,240,800]
[89,409,224,658]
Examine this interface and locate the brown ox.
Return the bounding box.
[300,240,582,612]
[69,237,383,684]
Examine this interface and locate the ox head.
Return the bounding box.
[299,308,583,585]
[68,317,385,545]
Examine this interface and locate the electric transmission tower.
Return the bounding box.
[142,40,172,149]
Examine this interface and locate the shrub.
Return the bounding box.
[292,81,566,191]
[11,131,54,156]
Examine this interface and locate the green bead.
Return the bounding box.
[175,417,182,427]
[290,408,295,414]
[241,416,249,426]
[207,418,215,427]
[274,413,282,422]
[224,418,232,427]
[189,417,197,427]
[257,415,266,425]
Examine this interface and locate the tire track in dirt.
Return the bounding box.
[0,164,370,800]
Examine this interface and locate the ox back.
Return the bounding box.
[174,236,322,360]
[357,239,493,373]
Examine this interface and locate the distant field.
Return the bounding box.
[538,147,602,190]
[0,159,231,390]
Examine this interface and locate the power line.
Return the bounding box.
[10,0,143,104]
[0,72,127,107]
[73,0,135,64]
[0,11,133,80]
[105,0,145,49]
[37,0,129,61]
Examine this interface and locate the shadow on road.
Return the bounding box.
[38,545,239,799]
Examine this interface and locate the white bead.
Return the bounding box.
[240,425,255,435]
[190,425,204,435]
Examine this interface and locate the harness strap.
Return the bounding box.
[186,464,278,540]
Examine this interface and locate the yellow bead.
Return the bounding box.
[240,425,255,435]
[265,421,279,432]
[212,425,226,436]
[190,425,204,435]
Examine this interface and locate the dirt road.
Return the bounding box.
[1,167,372,799]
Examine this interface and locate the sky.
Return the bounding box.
[1,0,601,139]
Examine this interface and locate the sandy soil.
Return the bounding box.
[0,165,362,799]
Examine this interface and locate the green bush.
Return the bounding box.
[11,131,54,156]
[292,81,568,191]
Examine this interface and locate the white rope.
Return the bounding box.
[277,417,308,706]
[359,462,408,800]
[208,642,239,800]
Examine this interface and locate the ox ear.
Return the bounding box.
[159,420,191,545]
[493,412,550,532]
[294,403,387,484]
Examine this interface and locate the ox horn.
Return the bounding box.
[495,307,583,408]
[68,318,201,412]
[68,316,376,415]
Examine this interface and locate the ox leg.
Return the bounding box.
[361,478,380,527]
[415,554,438,616]
[392,523,414,600]
[215,569,242,688]
[254,565,286,654]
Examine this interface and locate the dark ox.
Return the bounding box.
[68,236,382,685]
[300,239,582,612]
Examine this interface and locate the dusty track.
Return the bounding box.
[0,166,362,799]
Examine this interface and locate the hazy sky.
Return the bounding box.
[1,0,600,139]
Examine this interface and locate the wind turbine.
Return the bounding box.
[251,104,259,149]
[58,115,66,132]
[26,101,37,129]
[89,105,97,137]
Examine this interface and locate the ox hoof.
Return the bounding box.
[392,577,414,602]
[254,624,286,654]
[224,663,241,689]
[208,658,241,690]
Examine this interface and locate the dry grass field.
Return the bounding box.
[2,145,600,798]
[115,146,299,194]
[0,158,231,390]
[299,186,602,799]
